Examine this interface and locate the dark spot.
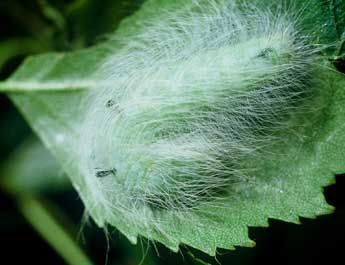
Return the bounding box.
[95,168,117,178]
[106,99,116,108]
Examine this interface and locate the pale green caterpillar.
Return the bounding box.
[78,0,318,235]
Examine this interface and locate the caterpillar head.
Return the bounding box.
[78,1,315,232]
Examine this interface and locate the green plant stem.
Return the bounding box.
[36,0,67,30]
[331,0,341,40]
[66,0,88,14]
[337,38,345,57]
[16,195,94,265]
[186,250,212,265]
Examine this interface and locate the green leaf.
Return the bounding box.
[0,0,345,255]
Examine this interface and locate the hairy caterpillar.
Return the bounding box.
[78,0,318,237]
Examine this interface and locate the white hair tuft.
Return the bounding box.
[77,0,318,235]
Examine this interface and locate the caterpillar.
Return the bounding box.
[78,0,319,237]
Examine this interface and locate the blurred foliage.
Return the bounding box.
[0,136,69,194]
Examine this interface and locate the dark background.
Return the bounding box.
[0,1,344,264]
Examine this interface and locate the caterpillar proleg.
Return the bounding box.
[78,0,318,236]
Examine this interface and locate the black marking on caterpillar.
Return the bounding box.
[95,168,117,178]
[106,99,116,108]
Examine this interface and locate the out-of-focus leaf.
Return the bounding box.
[66,0,145,46]
[0,136,70,194]
[0,38,47,70]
